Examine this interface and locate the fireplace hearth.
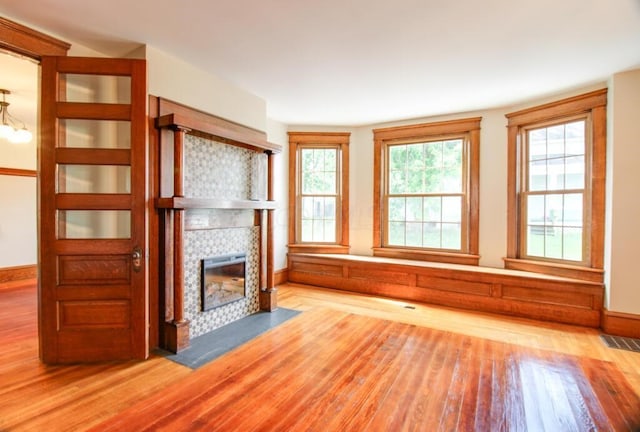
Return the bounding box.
[201,253,246,311]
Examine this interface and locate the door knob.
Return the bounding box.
[132,246,143,272]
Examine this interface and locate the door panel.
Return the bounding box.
[39,56,147,363]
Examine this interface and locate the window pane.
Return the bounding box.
[562,227,583,261]
[58,210,130,239]
[547,125,565,156]
[527,195,545,226]
[442,167,462,193]
[302,197,314,218]
[529,159,547,191]
[563,194,583,227]
[565,156,584,189]
[58,165,130,194]
[389,145,407,171]
[548,158,565,190]
[60,119,131,149]
[443,140,462,167]
[527,226,545,257]
[323,220,336,242]
[424,168,441,193]
[407,144,424,169]
[544,228,563,259]
[63,74,131,104]
[301,220,313,242]
[565,121,585,156]
[388,197,406,221]
[312,219,324,241]
[310,197,322,219]
[423,223,441,248]
[406,197,423,222]
[442,196,461,223]
[406,222,423,247]
[407,169,424,194]
[324,197,336,218]
[529,128,547,160]
[389,169,407,194]
[323,171,336,194]
[442,223,461,250]
[424,197,441,222]
[389,222,405,245]
[425,141,443,167]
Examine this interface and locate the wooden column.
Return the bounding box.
[260,151,277,311]
[164,126,190,352]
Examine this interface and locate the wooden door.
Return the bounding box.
[39,56,148,363]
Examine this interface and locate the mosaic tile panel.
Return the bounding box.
[184,227,260,338]
[184,134,266,200]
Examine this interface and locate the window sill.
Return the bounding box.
[503,258,604,283]
[373,248,480,266]
[288,244,350,254]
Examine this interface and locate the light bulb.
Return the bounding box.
[9,128,32,144]
[0,123,12,138]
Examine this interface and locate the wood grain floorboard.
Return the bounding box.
[1,281,640,431]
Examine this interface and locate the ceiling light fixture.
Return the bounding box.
[0,89,32,144]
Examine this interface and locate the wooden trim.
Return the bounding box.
[506,89,607,126]
[506,124,519,258]
[0,17,70,60]
[274,268,288,286]
[505,89,607,279]
[287,132,351,144]
[288,132,351,250]
[0,167,36,177]
[601,309,640,339]
[156,98,281,153]
[288,244,351,254]
[0,264,37,284]
[288,253,604,327]
[155,197,276,210]
[373,248,480,266]
[373,117,482,140]
[590,105,607,270]
[372,117,481,264]
[503,258,604,283]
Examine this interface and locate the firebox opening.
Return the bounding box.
[201,253,246,311]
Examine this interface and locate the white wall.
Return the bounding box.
[142,45,267,133]
[0,52,38,268]
[606,69,640,314]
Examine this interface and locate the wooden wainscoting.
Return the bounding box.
[288,253,604,328]
[602,309,640,339]
[274,268,288,286]
[0,264,37,288]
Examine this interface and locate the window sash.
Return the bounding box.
[296,144,341,244]
[382,135,469,253]
[518,115,592,265]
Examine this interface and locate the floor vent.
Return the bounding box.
[600,334,640,353]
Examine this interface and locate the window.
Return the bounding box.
[373,118,480,265]
[288,132,350,253]
[505,89,607,282]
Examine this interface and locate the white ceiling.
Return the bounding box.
[1,0,639,126]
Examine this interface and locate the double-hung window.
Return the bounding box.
[288,132,350,253]
[505,89,607,281]
[373,118,480,265]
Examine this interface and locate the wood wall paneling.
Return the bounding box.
[288,253,604,328]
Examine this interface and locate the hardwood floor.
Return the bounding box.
[1,280,640,431]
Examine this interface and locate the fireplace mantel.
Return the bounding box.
[155,197,277,210]
[152,96,279,353]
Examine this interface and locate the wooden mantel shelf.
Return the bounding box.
[156,197,277,210]
[156,111,281,154]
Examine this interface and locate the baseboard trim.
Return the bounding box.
[274,268,288,286]
[0,264,37,284]
[601,308,640,339]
